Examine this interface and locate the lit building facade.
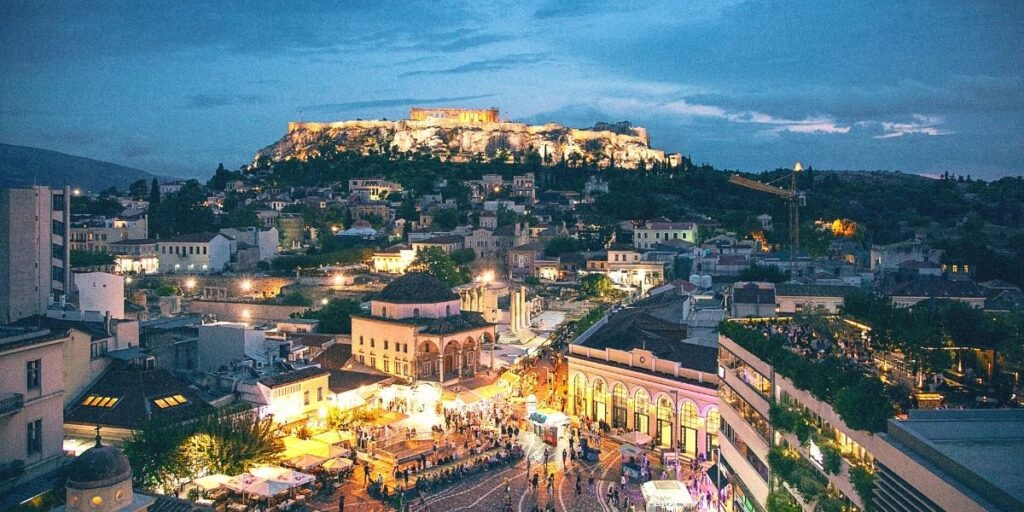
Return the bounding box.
[409,107,499,123]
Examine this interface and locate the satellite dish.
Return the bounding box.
[793,161,804,172]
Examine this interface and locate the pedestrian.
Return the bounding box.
[621,472,627,487]
[532,472,539,493]
[606,485,614,503]
[575,478,582,496]
[588,474,595,493]
[404,467,410,486]
[613,487,620,506]
[338,494,345,512]
[562,448,567,467]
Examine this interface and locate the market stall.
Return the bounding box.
[641,480,695,512]
[527,409,570,445]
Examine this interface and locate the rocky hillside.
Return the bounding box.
[253,119,680,169]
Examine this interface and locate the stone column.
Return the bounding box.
[438,340,445,383]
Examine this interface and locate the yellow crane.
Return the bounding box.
[728,162,806,279]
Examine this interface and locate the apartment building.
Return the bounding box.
[0,327,68,494]
[0,186,71,323]
[634,221,698,250]
[156,232,232,273]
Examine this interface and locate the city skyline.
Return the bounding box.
[1,0,1022,180]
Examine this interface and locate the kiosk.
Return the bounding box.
[641,480,695,512]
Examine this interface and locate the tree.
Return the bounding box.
[70,250,114,267]
[544,236,581,257]
[123,419,190,490]
[738,264,788,283]
[410,247,469,286]
[292,298,362,334]
[149,178,160,204]
[432,208,460,230]
[579,274,613,298]
[129,179,149,199]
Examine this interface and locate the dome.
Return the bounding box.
[66,445,132,490]
[376,272,458,304]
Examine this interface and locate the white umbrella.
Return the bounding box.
[250,466,315,488]
[193,473,232,491]
[620,430,653,446]
[223,474,269,494]
[286,453,327,470]
[322,458,353,472]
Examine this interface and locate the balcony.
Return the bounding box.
[0,393,24,416]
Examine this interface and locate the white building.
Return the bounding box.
[221,226,279,261]
[196,322,268,373]
[108,239,160,275]
[349,178,402,201]
[74,272,125,319]
[156,232,232,273]
[239,367,331,424]
[634,221,698,250]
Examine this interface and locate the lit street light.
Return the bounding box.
[321,298,329,305]
[241,279,252,292]
[185,278,197,290]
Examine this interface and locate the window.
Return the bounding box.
[52,266,64,283]
[381,307,387,317]
[153,394,188,409]
[52,219,64,235]
[359,336,364,345]
[27,419,42,455]
[26,359,41,390]
[90,340,108,359]
[370,338,375,348]
[203,247,207,255]
[52,243,64,260]
[52,194,65,211]
[189,246,194,254]
[384,360,390,373]
[370,357,376,368]
[403,343,408,353]
[317,387,323,402]
[303,390,310,406]
[384,340,389,350]
[413,308,420,318]
[681,402,700,428]
[446,305,451,316]
[83,395,120,408]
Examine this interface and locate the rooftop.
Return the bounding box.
[775,283,859,297]
[0,326,67,352]
[159,232,228,243]
[65,366,213,430]
[887,409,1024,511]
[257,366,330,388]
[375,272,459,304]
[328,369,393,393]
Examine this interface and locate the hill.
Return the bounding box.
[253,118,680,170]
[0,143,175,191]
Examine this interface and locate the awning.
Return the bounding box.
[618,430,653,446]
[322,458,353,472]
[286,454,326,470]
[193,473,232,491]
[641,480,695,508]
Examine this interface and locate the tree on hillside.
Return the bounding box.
[148,180,215,237]
[544,236,581,257]
[579,274,614,298]
[291,298,362,334]
[432,208,460,230]
[410,247,470,286]
[129,179,149,200]
[149,178,161,204]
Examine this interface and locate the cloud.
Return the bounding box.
[182,94,262,109]
[658,99,850,134]
[873,115,953,139]
[299,94,497,113]
[399,53,549,77]
[533,0,640,19]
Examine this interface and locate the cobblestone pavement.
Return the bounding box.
[304,431,647,512]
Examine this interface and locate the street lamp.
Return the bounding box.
[333,274,344,286]
[241,279,252,292]
[185,278,197,291]
[321,298,329,306]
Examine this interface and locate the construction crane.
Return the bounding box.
[728,162,806,280]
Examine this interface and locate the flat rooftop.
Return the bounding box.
[887,409,1024,511]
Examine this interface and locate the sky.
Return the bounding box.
[1,0,1022,180]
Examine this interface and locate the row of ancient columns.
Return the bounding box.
[510,286,530,334]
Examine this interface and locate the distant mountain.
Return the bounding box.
[0,143,177,191]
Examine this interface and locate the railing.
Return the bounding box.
[0,393,24,416]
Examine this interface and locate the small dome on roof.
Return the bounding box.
[66,444,132,490]
[376,272,458,304]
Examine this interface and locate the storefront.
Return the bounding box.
[528,410,570,446]
[641,480,695,512]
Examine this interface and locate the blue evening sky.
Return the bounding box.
[1,1,1021,180]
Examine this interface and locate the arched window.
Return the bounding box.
[682,402,700,429]
[381,306,387,318]
[706,407,720,434]
[634,389,650,434]
[413,308,420,318]
[612,384,628,429]
[573,374,587,417]
[656,397,674,447]
[592,379,607,421]
[445,305,451,316]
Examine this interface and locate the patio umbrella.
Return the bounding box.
[193,473,232,491]
[250,465,316,488]
[222,474,269,494]
[322,458,353,472]
[619,430,653,446]
[286,453,327,470]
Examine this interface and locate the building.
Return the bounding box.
[584,248,668,290]
[567,293,720,458]
[75,272,125,319]
[220,226,279,261]
[69,224,128,253]
[729,282,776,318]
[196,322,268,373]
[717,320,1021,512]
[774,283,858,314]
[53,440,199,512]
[0,186,71,323]
[887,279,986,308]
[348,178,402,201]
[350,272,496,382]
[464,223,529,263]
[239,366,331,424]
[108,240,159,275]
[409,107,500,123]
[0,327,68,494]
[411,235,464,255]
[633,221,698,250]
[156,232,232,273]
[372,243,416,274]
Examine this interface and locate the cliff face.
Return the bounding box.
[254,119,680,169]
